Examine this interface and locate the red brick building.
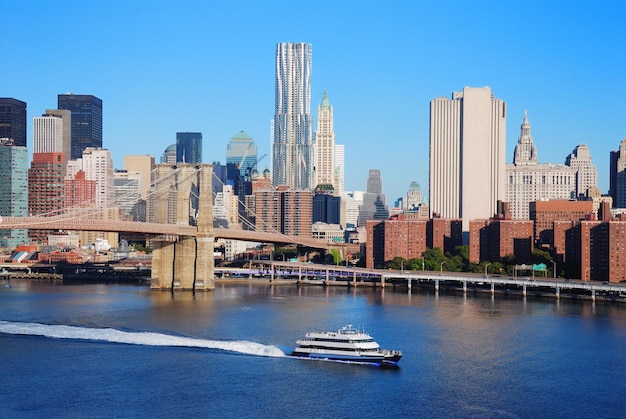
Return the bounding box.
[428,217,463,253]
[28,152,66,242]
[365,219,427,269]
[254,187,313,237]
[529,200,594,245]
[65,170,96,208]
[469,219,534,264]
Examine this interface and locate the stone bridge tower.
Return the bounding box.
[150,164,215,291]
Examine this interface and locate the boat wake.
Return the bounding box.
[0,320,286,358]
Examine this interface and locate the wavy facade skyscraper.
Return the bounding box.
[272,42,313,189]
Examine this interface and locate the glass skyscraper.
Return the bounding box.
[272,42,313,189]
[0,140,28,247]
[0,98,27,147]
[176,132,202,164]
[58,94,103,160]
[226,131,257,177]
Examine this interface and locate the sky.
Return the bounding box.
[3,0,626,203]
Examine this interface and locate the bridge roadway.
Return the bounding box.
[0,216,332,249]
[218,261,626,301]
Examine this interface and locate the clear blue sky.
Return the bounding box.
[3,0,625,203]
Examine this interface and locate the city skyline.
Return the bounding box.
[3,1,625,202]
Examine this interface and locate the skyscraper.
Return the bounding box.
[314,90,335,190]
[357,169,389,227]
[33,113,71,154]
[334,144,345,195]
[0,139,28,247]
[505,111,576,219]
[610,138,626,208]
[176,132,202,164]
[272,42,313,189]
[44,109,72,159]
[58,94,103,160]
[226,131,257,177]
[82,147,114,207]
[429,86,506,232]
[0,98,27,147]
[565,144,597,199]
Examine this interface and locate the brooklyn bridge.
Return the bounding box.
[0,163,335,291]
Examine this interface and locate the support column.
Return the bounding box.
[556,286,560,299]
[491,283,495,295]
[435,279,439,291]
[523,284,527,296]
[408,279,412,291]
[463,281,467,293]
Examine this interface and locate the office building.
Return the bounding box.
[406,181,423,210]
[429,86,506,233]
[82,147,114,207]
[176,132,202,164]
[505,112,577,219]
[357,169,389,227]
[272,42,314,189]
[39,109,72,158]
[113,170,142,220]
[124,155,154,201]
[610,138,626,208]
[0,98,27,148]
[0,139,28,247]
[314,90,336,190]
[161,144,177,164]
[565,144,597,198]
[334,144,345,195]
[226,131,257,178]
[65,170,96,208]
[58,94,102,160]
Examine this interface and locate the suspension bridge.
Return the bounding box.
[0,163,335,291]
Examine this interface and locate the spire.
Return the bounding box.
[321,89,330,108]
[513,110,538,165]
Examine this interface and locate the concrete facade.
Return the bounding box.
[429,86,506,233]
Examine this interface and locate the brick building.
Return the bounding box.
[469,219,534,264]
[28,152,67,242]
[254,187,313,237]
[427,218,463,254]
[529,200,593,245]
[365,219,427,269]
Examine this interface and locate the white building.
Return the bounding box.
[272,42,314,189]
[565,144,598,198]
[429,86,506,232]
[114,170,142,219]
[505,112,576,220]
[406,181,423,210]
[43,109,71,158]
[341,190,363,228]
[214,184,238,226]
[81,147,114,207]
[334,144,345,195]
[33,114,64,154]
[314,90,336,189]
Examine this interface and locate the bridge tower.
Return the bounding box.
[150,164,215,291]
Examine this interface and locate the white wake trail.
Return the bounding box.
[0,320,285,358]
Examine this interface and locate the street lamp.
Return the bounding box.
[485,263,491,277]
[440,261,446,276]
[550,260,556,279]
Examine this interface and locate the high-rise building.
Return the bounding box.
[33,113,65,154]
[272,42,314,189]
[429,86,506,233]
[226,131,257,178]
[161,144,177,164]
[406,181,423,210]
[28,152,67,242]
[113,170,142,220]
[0,98,27,148]
[0,139,28,247]
[314,90,336,189]
[65,170,96,208]
[81,147,114,207]
[610,138,626,208]
[176,132,202,164]
[358,169,389,227]
[57,94,102,160]
[42,109,71,158]
[124,155,155,201]
[505,112,577,219]
[254,187,313,236]
[334,144,345,195]
[565,144,597,198]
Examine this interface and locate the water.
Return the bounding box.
[2,282,626,418]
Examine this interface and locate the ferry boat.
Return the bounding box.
[291,325,402,366]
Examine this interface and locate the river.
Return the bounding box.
[1,281,625,418]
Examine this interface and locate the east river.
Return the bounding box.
[1,281,626,418]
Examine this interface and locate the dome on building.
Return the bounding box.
[165,144,176,152]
